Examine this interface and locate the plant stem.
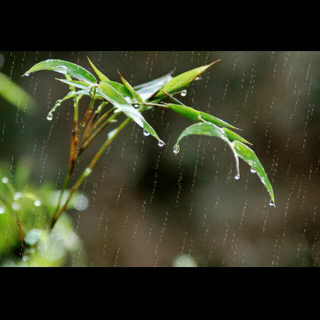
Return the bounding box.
[50,116,132,229]
[79,112,119,155]
[53,95,81,217]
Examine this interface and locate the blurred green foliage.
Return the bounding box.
[0,158,87,266]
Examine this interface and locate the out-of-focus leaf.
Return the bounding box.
[133,72,173,101]
[233,141,275,205]
[0,72,37,113]
[174,122,240,177]
[87,57,110,81]
[152,60,221,100]
[167,103,238,130]
[13,157,33,189]
[23,59,97,84]
[98,82,163,143]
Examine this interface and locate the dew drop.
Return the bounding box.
[250,168,257,174]
[143,130,150,137]
[53,66,68,74]
[158,140,165,148]
[34,199,42,207]
[173,145,180,155]
[181,90,187,97]
[84,168,92,176]
[47,113,53,121]
[25,73,30,77]
[0,207,5,214]
[12,202,21,211]
[234,174,240,180]
[2,177,8,184]
[14,192,23,201]
[269,201,276,208]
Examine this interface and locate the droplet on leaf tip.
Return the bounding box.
[158,140,165,148]
[173,145,180,155]
[143,130,150,137]
[250,168,257,174]
[234,174,240,180]
[47,113,53,121]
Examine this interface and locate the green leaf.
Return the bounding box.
[118,71,144,103]
[134,72,173,101]
[222,128,252,145]
[233,141,275,205]
[57,78,90,90]
[0,72,37,113]
[152,60,221,100]
[174,122,240,177]
[167,103,238,130]
[23,59,97,84]
[87,57,110,82]
[98,82,163,144]
[101,80,133,98]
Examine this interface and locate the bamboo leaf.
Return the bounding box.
[133,72,173,101]
[152,60,221,100]
[174,122,240,178]
[222,128,252,145]
[23,59,97,84]
[98,82,163,144]
[233,141,275,205]
[87,57,110,82]
[167,103,238,130]
[118,71,143,103]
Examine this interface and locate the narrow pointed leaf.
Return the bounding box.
[101,80,133,99]
[118,71,144,103]
[167,103,238,130]
[175,122,240,177]
[233,141,275,204]
[57,78,90,90]
[87,57,110,82]
[152,60,221,100]
[23,59,97,84]
[222,128,252,145]
[133,72,173,101]
[98,82,162,143]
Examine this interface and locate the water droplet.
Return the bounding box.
[234,174,240,180]
[181,90,187,97]
[53,66,68,74]
[73,194,89,211]
[84,168,92,176]
[14,192,23,201]
[22,255,29,262]
[250,168,257,174]
[0,207,5,214]
[25,73,30,77]
[143,130,150,137]
[34,199,41,207]
[12,202,21,211]
[2,177,8,184]
[158,140,165,148]
[173,145,180,155]
[195,77,202,81]
[47,113,53,121]
[269,201,276,208]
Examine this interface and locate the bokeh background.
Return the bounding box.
[0,51,319,267]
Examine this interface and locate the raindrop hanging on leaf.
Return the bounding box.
[158,140,165,148]
[173,145,180,155]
